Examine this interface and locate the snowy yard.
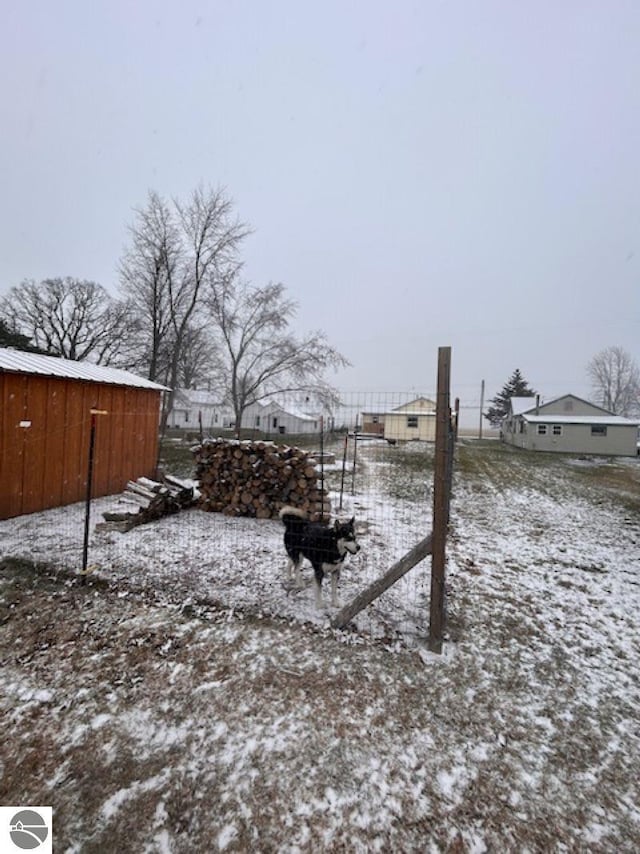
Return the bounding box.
[1,439,639,851]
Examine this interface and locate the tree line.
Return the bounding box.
[0,186,348,432]
[2,184,636,429]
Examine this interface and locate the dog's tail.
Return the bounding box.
[279,505,307,529]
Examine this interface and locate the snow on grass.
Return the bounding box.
[1,439,640,850]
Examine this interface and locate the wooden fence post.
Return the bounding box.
[428,346,452,652]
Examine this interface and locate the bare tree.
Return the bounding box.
[177,324,221,389]
[119,186,251,429]
[119,191,178,382]
[587,346,640,416]
[206,277,349,435]
[0,277,131,364]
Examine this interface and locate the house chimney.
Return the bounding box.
[535,394,540,415]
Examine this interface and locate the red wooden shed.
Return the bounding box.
[0,348,167,520]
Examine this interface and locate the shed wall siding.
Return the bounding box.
[527,423,636,456]
[504,418,636,456]
[0,373,161,519]
[384,414,436,442]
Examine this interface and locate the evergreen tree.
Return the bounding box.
[484,369,537,427]
[0,318,45,352]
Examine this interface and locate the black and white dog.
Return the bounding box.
[279,506,361,609]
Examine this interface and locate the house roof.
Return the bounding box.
[271,405,318,422]
[514,393,617,418]
[538,393,615,414]
[251,398,318,421]
[385,409,436,417]
[0,347,168,391]
[392,397,436,412]
[174,389,225,407]
[524,414,639,426]
[509,396,538,415]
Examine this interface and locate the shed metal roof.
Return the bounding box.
[384,410,436,417]
[0,347,168,391]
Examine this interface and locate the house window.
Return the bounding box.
[255,415,260,426]
[372,415,379,424]
[407,416,418,428]
[273,417,278,429]
[591,425,607,437]
[552,425,563,436]
[537,424,547,435]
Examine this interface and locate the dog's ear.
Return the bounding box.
[349,516,355,526]
[334,519,340,530]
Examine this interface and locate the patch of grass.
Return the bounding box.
[158,438,197,478]
[454,439,640,518]
[369,442,434,501]
[564,458,640,514]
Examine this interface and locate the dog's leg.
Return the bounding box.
[313,565,324,610]
[293,555,304,589]
[330,569,341,608]
[283,555,295,583]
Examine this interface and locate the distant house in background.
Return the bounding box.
[503,394,639,456]
[361,397,436,442]
[167,389,234,431]
[241,400,320,435]
[0,347,166,520]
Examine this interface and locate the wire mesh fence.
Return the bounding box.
[0,391,440,646]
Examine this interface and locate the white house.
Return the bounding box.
[503,394,639,456]
[241,400,321,435]
[167,389,234,431]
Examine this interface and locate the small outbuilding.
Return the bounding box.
[502,393,639,457]
[241,400,321,435]
[0,348,167,520]
[360,410,386,436]
[381,397,437,442]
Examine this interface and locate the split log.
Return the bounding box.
[192,438,329,520]
[99,475,195,532]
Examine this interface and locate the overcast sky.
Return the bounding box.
[1,0,638,419]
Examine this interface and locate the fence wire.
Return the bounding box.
[0,391,440,646]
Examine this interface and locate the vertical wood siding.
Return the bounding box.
[0,373,161,520]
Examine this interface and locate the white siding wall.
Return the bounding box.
[384,413,436,442]
[527,422,637,456]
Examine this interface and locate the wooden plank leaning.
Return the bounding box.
[330,534,433,629]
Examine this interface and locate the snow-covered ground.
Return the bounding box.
[1,439,639,851]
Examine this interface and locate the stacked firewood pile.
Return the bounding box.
[98,475,195,532]
[193,438,330,520]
